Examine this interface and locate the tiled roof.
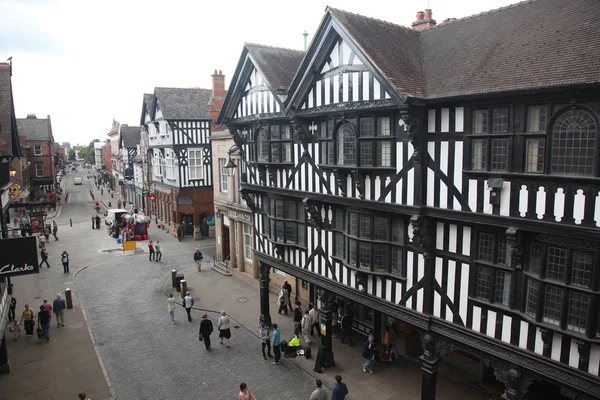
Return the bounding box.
[121,126,141,148]
[17,116,52,141]
[327,0,600,99]
[154,88,211,120]
[0,63,20,157]
[246,43,305,91]
[328,8,424,97]
[143,93,153,116]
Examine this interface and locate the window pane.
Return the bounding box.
[359,215,371,239]
[473,110,488,134]
[275,221,284,242]
[543,285,563,326]
[360,117,374,137]
[529,242,543,275]
[491,138,509,171]
[337,123,356,166]
[571,251,593,288]
[359,242,371,270]
[282,143,292,162]
[275,200,284,218]
[270,125,280,139]
[551,109,597,176]
[320,142,328,164]
[495,270,511,306]
[476,266,492,301]
[285,222,297,244]
[374,217,389,241]
[527,106,547,133]
[349,239,357,267]
[377,117,391,136]
[525,138,545,173]
[271,143,280,162]
[285,201,296,219]
[567,291,589,334]
[297,203,305,222]
[320,122,328,139]
[281,125,291,140]
[497,236,508,265]
[492,108,509,133]
[360,141,373,166]
[478,233,494,262]
[327,120,334,138]
[334,210,344,230]
[298,224,305,246]
[472,139,487,170]
[257,129,269,162]
[374,244,387,272]
[349,213,358,236]
[391,246,403,276]
[546,247,567,281]
[327,141,334,164]
[526,279,540,317]
[377,141,392,167]
[334,232,344,257]
[391,219,404,243]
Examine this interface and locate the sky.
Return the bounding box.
[1,0,517,146]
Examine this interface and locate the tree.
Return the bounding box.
[67,148,76,160]
[78,139,100,165]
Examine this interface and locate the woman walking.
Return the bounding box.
[198,313,213,350]
[238,383,257,400]
[61,250,69,273]
[218,310,231,348]
[21,304,36,337]
[167,293,176,324]
[301,309,312,345]
[260,323,273,360]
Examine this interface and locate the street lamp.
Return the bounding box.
[9,167,16,177]
[224,156,237,177]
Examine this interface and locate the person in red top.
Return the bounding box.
[41,298,52,324]
[148,240,155,261]
[238,383,256,400]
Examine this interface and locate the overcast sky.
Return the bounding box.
[1,0,516,146]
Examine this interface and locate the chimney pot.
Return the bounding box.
[416,11,424,21]
[214,69,217,74]
[219,69,222,75]
[412,9,436,30]
[424,9,433,20]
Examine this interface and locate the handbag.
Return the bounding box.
[36,327,44,339]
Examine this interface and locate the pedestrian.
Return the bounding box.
[78,392,91,400]
[384,325,393,347]
[43,225,50,241]
[331,375,349,400]
[53,294,66,327]
[42,298,52,320]
[95,215,101,229]
[117,199,122,209]
[309,379,328,400]
[277,284,289,316]
[238,383,257,400]
[272,323,281,365]
[155,240,162,261]
[331,307,338,337]
[193,248,203,271]
[62,250,70,273]
[283,280,293,312]
[167,293,176,324]
[148,240,155,261]
[183,291,194,322]
[293,301,303,335]
[177,224,183,242]
[21,304,36,337]
[309,304,320,337]
[39,247,51,268]
[8,297,16,322]
[38,305,51,341]
[301,309,312,345]
[260,323,273,360]
[52,220,58,240]
[340,311,354,346]
[198,313,213,350]
[362,335,376,374]
[218,310,231,348]
[91,215,95,229]
[123,200,127,208]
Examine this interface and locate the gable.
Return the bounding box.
[233,65,282,119]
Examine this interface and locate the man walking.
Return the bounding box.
[117,199,122,209]
[260,323,273,360]
[309,304,320,337]
[293,301,303,335]
[37,305,51,341]
[52,220,58,240]
[95,215,101,229]
[53,294,66,327]
[193,248,203,271]
[277,284,289,316]
[167,293,176,324]
[61,250,69,273]
[91,215,95,229]
[309,379,328,400]
[39,247,51,268]
[148,240,155,261]
[283,280,293,312]
[198,313,213,350]
[183,291,194,322]
[272,323,281,365]
[331,375,349,400]
[155,241,162,261]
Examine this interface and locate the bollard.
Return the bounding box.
[180,280,187,299]
[65,288,73,309]
[70,218,72,227]
[171,269,177,288]
[108,202,111,208]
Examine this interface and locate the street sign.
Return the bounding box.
[0,237,39,277]
[142,190,149,196]
[148,194,156,201]
[122,241,136,252]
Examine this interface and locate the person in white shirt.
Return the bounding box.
[218,310,231,348]
[309,304,320,337]
[182,291,194,322]
[167,293,177,324]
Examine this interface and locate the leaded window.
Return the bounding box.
[265,198,306,247]
[474,232,512,306]
[524,237,598,335]
[257,129,269,162]
[551,109,597,176]
[337,122,356,166]
[470,107,511,172]
[251,125,292,164]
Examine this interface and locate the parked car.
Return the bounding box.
[73,177,82,185]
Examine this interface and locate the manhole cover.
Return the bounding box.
[237,297,249,303]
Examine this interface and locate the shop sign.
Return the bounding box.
[148,194,156,201]
[0,237,39,277]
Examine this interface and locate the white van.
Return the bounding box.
[73,177,82,185]
[105,209,128,225]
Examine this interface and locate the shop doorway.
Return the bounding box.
[222,225,230,259]
[181,214,194,235]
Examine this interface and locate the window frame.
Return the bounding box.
[34,144,42,156]
[472,231,513,307]
[35,163,44,177]
[188,150,204,181]
[263,197,306,248]
[219,158,228,192]
[242,223,253,261]
[468,106,513,172]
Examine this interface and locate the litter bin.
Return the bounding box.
[175,274,185,292]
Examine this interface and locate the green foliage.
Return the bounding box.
[67,148,76,160]
[78,139,100,164]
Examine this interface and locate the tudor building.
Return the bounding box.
[217,1,600,399]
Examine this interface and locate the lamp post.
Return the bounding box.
[224,156,237,177]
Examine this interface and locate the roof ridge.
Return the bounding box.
[421,0,539,32]
[245,42,305,54]
[326,6,416,33]
[155,87,212,91]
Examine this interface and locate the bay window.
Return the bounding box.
[265,198,306,247]
[473,232,512,306]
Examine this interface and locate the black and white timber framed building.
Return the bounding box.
[217,1,600,399]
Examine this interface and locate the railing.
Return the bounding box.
[214,253,231,274]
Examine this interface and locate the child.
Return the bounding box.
[11,320,23,340]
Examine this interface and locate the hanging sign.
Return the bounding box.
[0,237,39,277]
[148,194,156,201]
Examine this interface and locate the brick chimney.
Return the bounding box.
[26,114,37,119]
[209,69,226,131]
[412,9,437,30]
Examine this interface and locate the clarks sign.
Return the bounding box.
[0,237,39,277]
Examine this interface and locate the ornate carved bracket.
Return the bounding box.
[290,114,313,153]
[354,271,367,293]
[332,168,347,197]
[540,328,552,355]
[352,170,365,200]
[400,109,421,164]
[302,198,325,230]
[268,169,277,186]
[257,165,267,186]
[274,244,285,258]
[229,127,247,156]
[410,215,431,260]
[506,227,523,269]
[240,189,257,213]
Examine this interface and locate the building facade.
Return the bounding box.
[119,126,141,206]
[143,72,225,239]
[217,1,600,399]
